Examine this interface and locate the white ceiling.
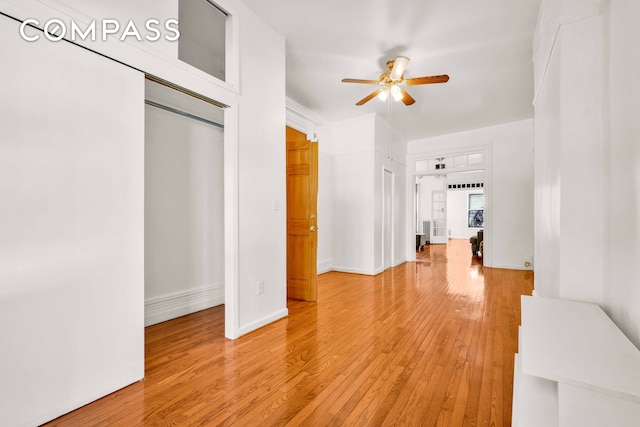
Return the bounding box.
[240,0,541,140]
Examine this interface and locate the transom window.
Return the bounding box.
[179,0,227,81]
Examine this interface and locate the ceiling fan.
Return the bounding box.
[342,56,449,106]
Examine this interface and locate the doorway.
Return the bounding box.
[414,152,486,257]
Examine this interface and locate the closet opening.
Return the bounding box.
[144,76,226,326]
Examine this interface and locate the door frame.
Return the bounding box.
[407,144,493,266]
[285,100,321,299]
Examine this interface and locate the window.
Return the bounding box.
[468,194,484,228]
[179,0,227,81]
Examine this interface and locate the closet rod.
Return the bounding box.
[145,74,228,110]
[145,100,224,129]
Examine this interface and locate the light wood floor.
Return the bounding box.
[45,239,533,426]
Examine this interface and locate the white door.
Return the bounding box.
[431,190,448,244]
[0,14,144,426]
[383,170,394,269]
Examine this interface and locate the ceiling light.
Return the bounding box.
[391,85,403,102]
[377,89,389,101]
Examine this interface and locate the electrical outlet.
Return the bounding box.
[257,281,264,295]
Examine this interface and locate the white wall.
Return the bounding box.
[408,119,534,270]
[0,0,288,337]
[327,115,376,274]
[604,0,640,348]
[0,0,239,107]
[492,122,535,270]
[0,0,288,423]
[321,114,407,275]
[0,15,144,427]
[534,0,606,302]
[374,114,408,271]
[447,189,484,240]
[317,151,334,273]
[235,1,287,333]
[533,0,640,347]
[144,104,225,326]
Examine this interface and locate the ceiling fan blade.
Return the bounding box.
[390,56,410,81]
[342,78,380,84]
[399,88,415,106]
[404,74,450,85]
[356,89,384,106]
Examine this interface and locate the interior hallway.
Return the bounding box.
[45,239,533,426]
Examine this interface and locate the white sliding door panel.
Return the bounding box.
[0,15,144,427]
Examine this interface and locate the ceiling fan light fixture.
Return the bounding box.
[390,84,402,102]
[377,89,389,101]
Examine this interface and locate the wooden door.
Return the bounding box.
[286,127,318,301]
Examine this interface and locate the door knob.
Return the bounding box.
[310,226,317,232]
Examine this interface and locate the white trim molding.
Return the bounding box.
[286,98,323,142]
[145,284,225,327]
[317,259,333,274]
[237,309,289,337]
[332,266,376,276]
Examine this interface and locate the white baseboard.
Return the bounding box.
[373,258,408,275]
[488,263,533,271]
[331,266,375,275]
[394,258,407,267]
[237,308,289,337]
[145,284,224,326]
[317,259,333,274]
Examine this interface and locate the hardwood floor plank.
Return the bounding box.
[44,239,533,427]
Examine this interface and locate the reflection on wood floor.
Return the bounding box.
[45,239,533,426]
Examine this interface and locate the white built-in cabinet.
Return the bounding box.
[513,296,640,426]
